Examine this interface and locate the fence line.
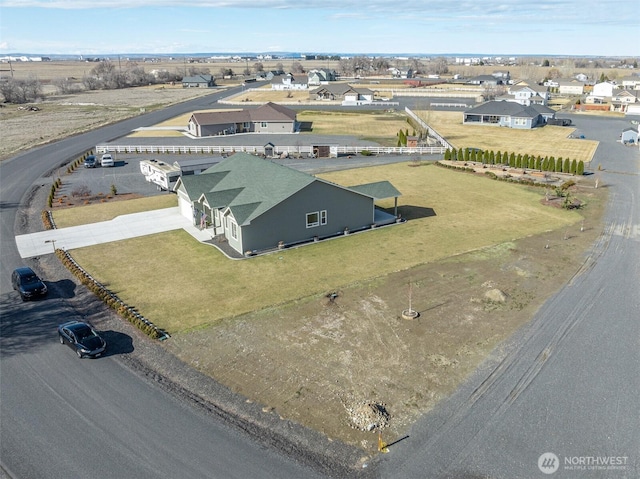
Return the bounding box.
[404,107,453,151]
[96,144,446,156]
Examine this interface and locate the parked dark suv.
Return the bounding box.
[84,155,97,168]
[11,266,48,301]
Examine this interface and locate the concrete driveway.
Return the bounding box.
[15,207,212,258]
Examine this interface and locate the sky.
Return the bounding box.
[0,0,638,57]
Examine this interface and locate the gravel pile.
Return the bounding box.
[345,401,390,432]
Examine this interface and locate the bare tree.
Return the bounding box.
[0,76,43,103]
[82,74,100,90]
[253,62,264,73]
[409,58,425,75]
[290,61,304,74]
[52,77,76,94]
[431,57,449,75]
[187,66,210,76]
[372,57,390,74]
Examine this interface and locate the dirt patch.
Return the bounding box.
[164,182,605,453]
[51,191,142,209]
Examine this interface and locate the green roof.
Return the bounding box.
[348,181,402,199]
[185,153,317,225]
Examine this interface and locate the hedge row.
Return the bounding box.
[444,148,585,175]
[55,249,169,340]
[435,161,567,189]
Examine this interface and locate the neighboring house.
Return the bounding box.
[182,75,216,88]
[173,153,402,256]
[557,79,585,95]
[309,83,374,102]
[591,81,616,98]
[621,76,640,90]
[388,67,414,79]
[467,75,503,86]
[264,70,285,80]
[503,85,550,106]
[271,73,308,90]
[187,102,297,137]
[307,68,337,85]
[575,73,589,82]
[492,71,511,83]
[463,100,556,129]
[610,89,640,113]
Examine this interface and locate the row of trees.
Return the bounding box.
[445,148,585,175]
[336,56,449,77]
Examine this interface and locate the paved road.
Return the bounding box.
[0,86,326,479]
[378,115,640,478]
[2,88,638,479]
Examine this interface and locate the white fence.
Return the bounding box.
[404,107,453,151]
[96,143,446,157]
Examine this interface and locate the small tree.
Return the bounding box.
[556,158,563,172]
[563,158,570,174]
[577,160,585,175]
[570,159,577,175]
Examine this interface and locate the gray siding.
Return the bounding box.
[240,181,373,252]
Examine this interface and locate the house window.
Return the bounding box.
[243,122,251,129]
[514,118,526,126]
[230,221,238,240]
[306,210,327,228]
[261,122,267,128]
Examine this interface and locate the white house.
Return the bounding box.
[507,85,550,106]
[591,81,616,98]
[271,74,308,90]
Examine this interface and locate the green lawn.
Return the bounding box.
[69,163,583,333]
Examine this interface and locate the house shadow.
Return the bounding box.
[382,205,436,220]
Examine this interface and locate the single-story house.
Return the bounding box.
[309,84,374,102]
[187,102,298,137]
[182,75,216,88]
[463,100,556,129]
[467,75,503,86]
[173,153,402,256]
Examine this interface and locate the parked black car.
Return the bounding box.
[84,155,97,168]
[58,321,107,358]
[11,266,48,301]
